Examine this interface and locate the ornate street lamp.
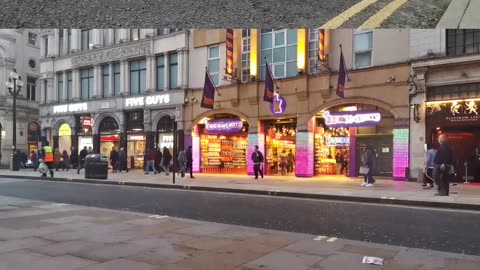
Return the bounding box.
[5,69,24,171]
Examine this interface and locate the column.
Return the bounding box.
[92,64,101,98]
[63,29,69,55]
[72,69,80,101]
[145,29,156,37]
[181,48,189,89]
[48,32,55,58]
[295,117,315,177]
[146,54,155,93]
[40,37,46,59]
[92,29,101,48]
[108,62,114,97]
[177,49,184,89]
[46,78,55,103]
[63,71,67,102]
[53,73,58,102]
[39,79,46,104]
[53,29,60,57]
[107,29,115,45]
[164,53,169,91]
[71,29,80,52]
[120,60,129,95]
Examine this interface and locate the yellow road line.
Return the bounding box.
[360,0,409,29]
[320,0,380,29]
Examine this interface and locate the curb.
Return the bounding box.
[2,174,479,211]
[436,0,470,28]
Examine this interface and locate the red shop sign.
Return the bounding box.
[81,117,94,129]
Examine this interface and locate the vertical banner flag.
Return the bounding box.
[226,29,234,76]
[201,69,216,109]
[264,62,275,103]
[336,45,347,98]
[318,29,325,62]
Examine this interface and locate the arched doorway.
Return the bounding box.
[193,113,249,174]
[58,123,72,153]
[155,115,174,152]
[98,116,120,160]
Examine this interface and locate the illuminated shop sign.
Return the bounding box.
[53,103,88,113]
[426,99,480,123]
[159,134,174,149]
[81,117,94,129]
[270,94,287,116]
[125,94,171,108]
[326,137,349,146]
[127,135,145,141]
[204,119,243,134]
[58,124,72,137]
[323,111,381,128]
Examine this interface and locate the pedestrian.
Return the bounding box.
[423,144,437,189]
[342,151,349,176]
[361,144,375,187]
[251,145,264,179]
[287,149,295,173]
[77,146,88,174]
[155,147,163,173]
[279,150,287,175]
[88,147,93,154]
[119,148,129,173]
[434,134,455,196]
[30,150,38,171]
[144,147,158,175]
[61,150,70,171]
[162,147,172,176]
[177,149,187,179]
[41,142,55,177]
[53,148,62,171]
[186,146,194,178]
[70,148,78,169]
[110,146,119,173]
[38,158,49,177]
[335,152,344,175]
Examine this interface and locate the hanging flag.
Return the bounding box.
[318,29,325,62]
[201,69,216,109]
[226,29,234,76]
[336,46,348,98]
[264,62,275,103]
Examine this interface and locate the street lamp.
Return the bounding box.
[5,69,24,171]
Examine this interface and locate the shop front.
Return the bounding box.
[27,122,41,154]
[97,116,120,159]
[125,111,145,169]
[155,115,174,153]
[77,115,93,151]
[194,114,249,174]
[263,118,296,175]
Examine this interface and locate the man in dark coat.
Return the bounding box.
[77,146,88,174]
[251,145,264,179]
[434,134,455,196]
[186,146,194,178]
[110,147,119,173]
[162,147,172,176]
[155,147,163,173]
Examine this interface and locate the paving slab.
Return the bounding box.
[127,242,201,266]
[71,242,150,262]
[0,237,54,253]
[28,240,106,256]
[77,258,157,270]
[242,250,324,270]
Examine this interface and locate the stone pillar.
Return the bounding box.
[46,78,55,104]
[62,71,67,102]
[92,29,101,48]
[107,29,115,45]
[63,29,69,55]
[53,29,60,57]
[71,29,80,52]
[177,49,184,89]
[146,54,155,93]
[72,69,80,101]
[39,79,46,104]
[40,37,46,59]
[120,60,129,96]
[53,72,59,102]
[179,48,188,89]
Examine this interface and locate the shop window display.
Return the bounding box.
[265,124,296,175]
[314,126,350,176]
[200,134,248,174]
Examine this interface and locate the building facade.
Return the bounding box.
[184,29,411,179]
[38,29,187,169]
[0,29,40,168]
[410,29,480,182]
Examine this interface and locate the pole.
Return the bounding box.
[11,78,18,171]
[172,118,177,184]
[464,161,469,184]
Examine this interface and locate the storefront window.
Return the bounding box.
[98,117,120,166]
[264,119,297,175]
[126,111,145,169]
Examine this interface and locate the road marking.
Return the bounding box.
[360,0,409,29]
[321,0,380,28]
[314,235,327,241]
[327,237,338,242]
[148,215,168,219]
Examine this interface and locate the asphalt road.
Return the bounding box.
[0,178,479,256]
[0,0,451,28]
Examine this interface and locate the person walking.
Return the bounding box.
[155,147,163,173]
[53,148,62,171]
[41,142,55,177]
[70,148,78,169]
[251,145,264,179]
[423,144,437,189]
[88,147,93,154]
[279,150,287,175]
[341,151,349,175]
[361,144,375,187]
[110,147,119,173]
[30,150,38,171]
[434,134,455,196]
[144,148,157,175]
[177,149,187,179]
[77,146,88,174]
[287,149,295,174]
[335,152,344,175]
[118,148,128,173]
[162,147,172,176]
[61,150,70,171]
[186,146,194,178]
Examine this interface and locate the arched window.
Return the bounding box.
[98,117,119,134]
[157,115,174,133]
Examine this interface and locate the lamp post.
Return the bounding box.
[171,116,177,184]
[5,69,24,171]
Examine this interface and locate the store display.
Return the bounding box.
[314,129,350,175]
[200,134,247,174]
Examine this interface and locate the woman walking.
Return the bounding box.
[361,144,375,187]
[53,148,62,171]
[162,147,172,176]
[61,150,70,171]
[177,149,187,179]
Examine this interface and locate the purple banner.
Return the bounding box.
[323,111,381,128]
[205,119,243,134]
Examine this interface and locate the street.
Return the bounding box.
[0,177,479,256]
[0,0,452,28]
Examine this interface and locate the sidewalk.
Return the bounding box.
[1,168,480,211]
[437,0,480,28]
[0,195,479,270]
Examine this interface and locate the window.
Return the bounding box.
[57,72,64,102]
[113,63,120,95]
[44,37,49,57]
[43,80,47,103]
[130,28,140,41]
[28,32,37,46]
[169,53,178,89]
[26,77,36,101]
[241,29,251,83]
[157,28,180,36]
[308,29,319,74]
[102,64,110,97]
[80,67,94,100]
[102,29,110,46]
[354,30,373,68]
[156,55,165,90]
[447,29,480,56]
[260,29,297,80]
[58,30,64,56]
[208,46,220,85]
[81,29,93,51]
[66,71,72,100]
[114,29,121,44]
[129,59,146,95]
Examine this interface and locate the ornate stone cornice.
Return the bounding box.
[71,41,152,68]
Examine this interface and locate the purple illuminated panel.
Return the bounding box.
[296,118,314,177]
[393,128,409,180]
[324,111,381,128]
[247,123,265,175]
[204,119,243,134]
[192,125,201,173]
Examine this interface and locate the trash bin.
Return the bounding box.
[85,154,109,179]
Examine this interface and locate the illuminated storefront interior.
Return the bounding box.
[264,118,296,175]
[98,116,120,164]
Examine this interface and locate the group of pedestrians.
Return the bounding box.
[422,134,455,196]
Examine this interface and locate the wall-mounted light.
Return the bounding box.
[251,75,256,82]
[412,104,420,123]
[298,69,304,75]
[184,97,189,103]
[191,97,198,103]
[386,76,396,83]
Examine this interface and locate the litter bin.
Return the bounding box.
[85,154,109,179]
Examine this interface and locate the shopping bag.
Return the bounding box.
[359,166,370,175]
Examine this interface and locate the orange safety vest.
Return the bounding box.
[43,146,53,163]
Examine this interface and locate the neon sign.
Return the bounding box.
[204,119,243,134]
[323,111,381,128]
[326,136,349,146]
[270,93,287,115]
[53,103,88,113]
[125,94,171,107]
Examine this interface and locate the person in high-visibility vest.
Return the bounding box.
[42,141,55,177]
